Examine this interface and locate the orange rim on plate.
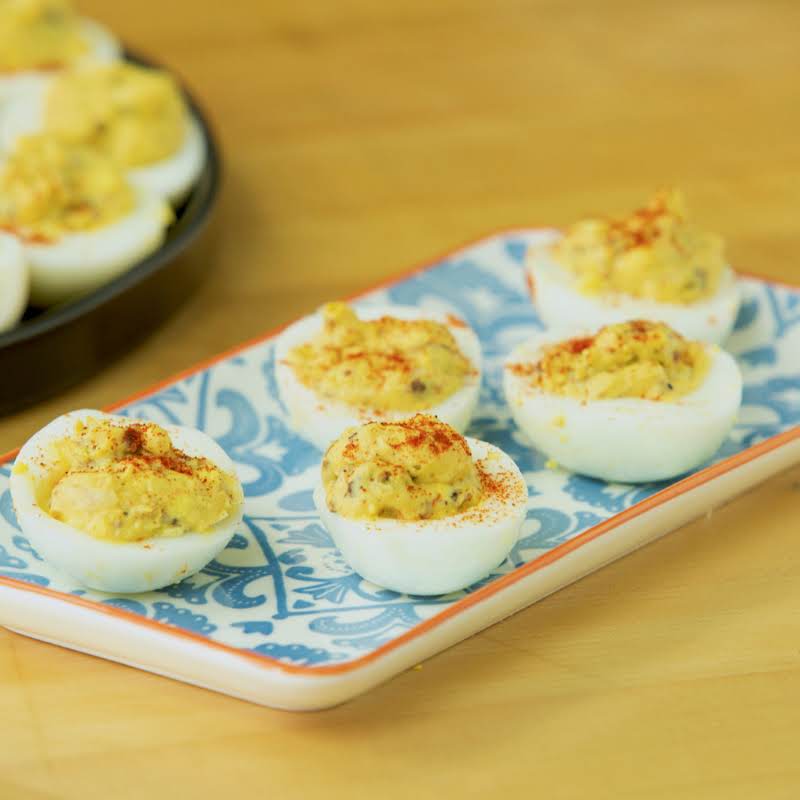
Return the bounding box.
[1,226,798,679]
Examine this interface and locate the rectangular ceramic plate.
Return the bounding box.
[1,229,798,711]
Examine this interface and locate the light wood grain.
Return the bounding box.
[1,1,799,797]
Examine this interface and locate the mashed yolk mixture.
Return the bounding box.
[552,190,726,304]
[40,418,241,542]
[0,0,87,72]
[288,303,474,413]
[45,63,187,167]
[509,320,710,402]
[322,415,483,521]
[0,134,135,241]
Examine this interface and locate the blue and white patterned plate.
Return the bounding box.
[0,229,798,710]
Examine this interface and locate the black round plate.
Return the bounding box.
[0,55,221,415]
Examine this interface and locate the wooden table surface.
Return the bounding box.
[2,1,799,797]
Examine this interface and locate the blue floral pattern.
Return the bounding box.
[0,230,797,668]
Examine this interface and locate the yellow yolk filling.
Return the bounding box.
[40,418,241,542]
[288,303,474,413]
[0,0,87,72]
[45,62,187,167]
[322,415,483,521]
[0,134,135,241]
[552,189,726,304]
[509,320,710,402]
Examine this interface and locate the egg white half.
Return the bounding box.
[0,77,206,204]
[275,304,483,451]
[527,237,742,345]
[0,18,120,99]
[503,330,743,483]
[18,184,171,306]
[314,437,528,596]
[0,232,29,332]
[9,409,244,595]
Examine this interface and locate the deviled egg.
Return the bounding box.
[0,0,119,96]
[314,415,528,595]
[503,320,742,483]
[0,231,29,331]
[527,190,741,344]
[10,409,244,594]
[275,302,482,450]
[0,61,206,203]
[0,133,172,305]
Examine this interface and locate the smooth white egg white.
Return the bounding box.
[9,409,244,595]
[0,18,120,98]
[0,74,48,149]
[0,232,29,332]
[0,78,206,204]
[314,437,528,596]
[527,238,742,345]
[274,304,483,451]
[21,184,171,306]
[503,330,743,483]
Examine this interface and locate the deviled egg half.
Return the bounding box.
[0,61,206,203]
[0,0,119,96]
[503,320,742,483]
[10,409,244,594]
[527,190,741,344]
[0,133,172,306]
[314,415,528,596]
[275,302,483,450]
